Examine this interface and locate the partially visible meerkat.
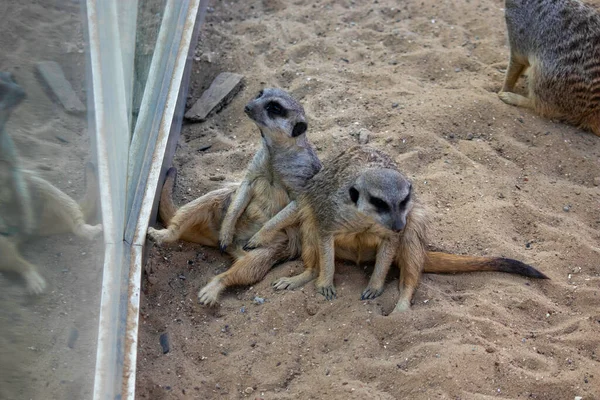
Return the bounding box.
[498,0,600,135]
[249,146,548,313]
[147,88,322,305]
[0,73,102,294]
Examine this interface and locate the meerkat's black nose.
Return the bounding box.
[244,105,251,114]
[391,217,405,232]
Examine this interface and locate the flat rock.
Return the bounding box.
[35,61,85,113]
[184,72,244,122]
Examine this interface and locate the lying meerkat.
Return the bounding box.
[147,88,322,305]
[0,73,102,294]
[498,0,600,135]
[250,146,548,313]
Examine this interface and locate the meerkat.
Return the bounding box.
[0,72,102,294]
[249,146,548,313]
[147,88,322,305]
[498,0,600,135]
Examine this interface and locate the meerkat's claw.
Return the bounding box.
[25,270,47,295]
[219,242,227,254]
[361,287,383,300]
[272,277,293,291]
[242,242,256,251]
[317,284,337,300]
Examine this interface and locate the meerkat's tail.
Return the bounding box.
[423,251,548,279]
[158,167,178,225]
[79,162,100,222]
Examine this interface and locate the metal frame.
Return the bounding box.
[86,1,208,399]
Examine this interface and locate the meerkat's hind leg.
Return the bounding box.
[0,237,47,294]
[198,244,288,306]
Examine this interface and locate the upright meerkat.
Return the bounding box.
[499,0,600,135]
[147,88,322,305]
[0,73,102,294]
[251,146,548,313]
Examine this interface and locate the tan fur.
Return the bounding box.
[267,146,547,313]
[147,89,321,306]
[0,164,102,294]
[499,0,600,135]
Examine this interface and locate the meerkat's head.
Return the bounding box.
[348,168,413,233]
[244,88,307,145]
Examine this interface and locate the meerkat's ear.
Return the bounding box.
[292,121,307,137]
[349,186,359,203]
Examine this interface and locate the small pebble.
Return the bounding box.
[517,117,524,123]
[253,296,265,305]
[563,205,570,212]
[594,177,600,186]
[454,67,461,72]
[67,327,79,349]
[575,396,583,400]
[358,128,370,144]
[160,332,170,354]
[244,387,254,394]
[448,132,455,139]
[240,306,246,313]
[391,103,399,108]
[466,133,474,140]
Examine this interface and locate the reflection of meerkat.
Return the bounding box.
[253,146,548,313]
[0,164,102,293]
[0,72,102,293]
[147,88,322,305]
[498,0,600,136]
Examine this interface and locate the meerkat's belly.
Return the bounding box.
[334,231,381,264]
[234,177,291,242]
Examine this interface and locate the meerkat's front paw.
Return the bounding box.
[198,279,223,306]
[243,233,264,251]
[218,232,233,254]
[24,270,47,294]
[316,283,337,300]
[360,286,384,300]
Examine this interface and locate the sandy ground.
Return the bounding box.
[137,0,600,399]
[0,1,103,399]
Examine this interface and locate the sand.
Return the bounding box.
[136,0,600,399]
[0,1,103,399]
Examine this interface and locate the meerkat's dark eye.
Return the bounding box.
[292,121,307,137]
[369,196,389,212]
[349,187,359,203]
[399,185,412,208]
[256,90,264,99]
[265,101,286,117]
[399,194,411,208]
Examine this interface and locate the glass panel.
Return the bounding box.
[0,1,103,399]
